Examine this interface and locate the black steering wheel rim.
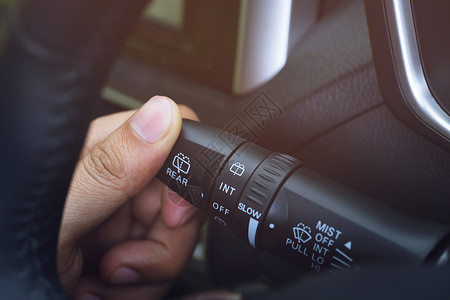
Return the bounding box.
[0,0,148,298]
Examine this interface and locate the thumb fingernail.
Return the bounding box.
[130,96,172,143]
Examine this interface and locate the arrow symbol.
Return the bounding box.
[344,241,352,250]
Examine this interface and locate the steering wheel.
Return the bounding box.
[0,0,148,298]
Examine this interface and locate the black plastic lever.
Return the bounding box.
[157,120,450,273]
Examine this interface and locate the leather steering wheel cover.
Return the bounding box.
[0,0,148,298]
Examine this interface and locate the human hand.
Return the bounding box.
[58,96,203,300]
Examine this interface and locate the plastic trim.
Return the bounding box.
[384,0,450,141]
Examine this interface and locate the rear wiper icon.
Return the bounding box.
[172,153,191,174]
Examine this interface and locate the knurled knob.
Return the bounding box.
[230,153,302,248]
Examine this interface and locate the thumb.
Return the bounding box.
[61,96,182,245]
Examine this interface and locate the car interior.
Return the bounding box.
[0,0,449,299]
